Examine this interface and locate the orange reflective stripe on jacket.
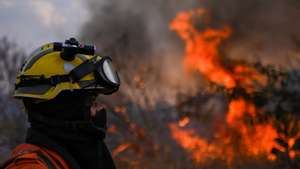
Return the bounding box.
[2,144,70,169]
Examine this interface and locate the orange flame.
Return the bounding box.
[227,99,278,156]
[169,123,223,163]
[107,124,118,134]
[170,9,279,164]
[179,117,190,127]
[170,10,235,89]
[226,98,256,126]
[112,143,131,157]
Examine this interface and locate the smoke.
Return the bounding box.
[202,0,300,67]
[80,0,300,104]
[81,0,198,54]
[80,0,202,106]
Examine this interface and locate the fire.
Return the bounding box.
[107,124,118,134]
[233,65,268,93]
[169,123,222,163]
[112,143,131,157]
[170,9,279,164]
[226,98,278,154]
[243,124,278,156]
[226,98,256,126]
[170,10,235,89]
[178,117,190,127]
[170,120,278,164]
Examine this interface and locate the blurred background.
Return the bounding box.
[1,0,300,169]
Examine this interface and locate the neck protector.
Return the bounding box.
[24,90,107,140]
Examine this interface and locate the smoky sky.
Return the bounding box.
[81,0,300,67]
[0,0,88,53]
[204,0,300,66]
[80,0,199,57]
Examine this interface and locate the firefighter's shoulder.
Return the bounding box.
[2,143,69,169]
[4,152,48,169]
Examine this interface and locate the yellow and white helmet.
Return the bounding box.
[14,38,120,100]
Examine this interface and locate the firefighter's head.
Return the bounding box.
[14,38,120,139]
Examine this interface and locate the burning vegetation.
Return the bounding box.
[168,8,300,168]
[169,8,278,162]
[1,1,300,169]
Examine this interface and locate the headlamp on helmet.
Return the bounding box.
[53,38,96,61]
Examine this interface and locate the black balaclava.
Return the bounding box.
[23,90,116,169]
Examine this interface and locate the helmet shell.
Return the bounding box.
[14,43,98,100]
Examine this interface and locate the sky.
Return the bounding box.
[0,0,90,53]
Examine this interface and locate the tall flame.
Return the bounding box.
[170,9,278,164]
[171,9,235,89]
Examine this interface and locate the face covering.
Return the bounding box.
[23,90,107,140]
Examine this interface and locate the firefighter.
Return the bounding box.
[1,38,120,169]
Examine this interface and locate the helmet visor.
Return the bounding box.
[102,59,119,85]
[96,57,120,87]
